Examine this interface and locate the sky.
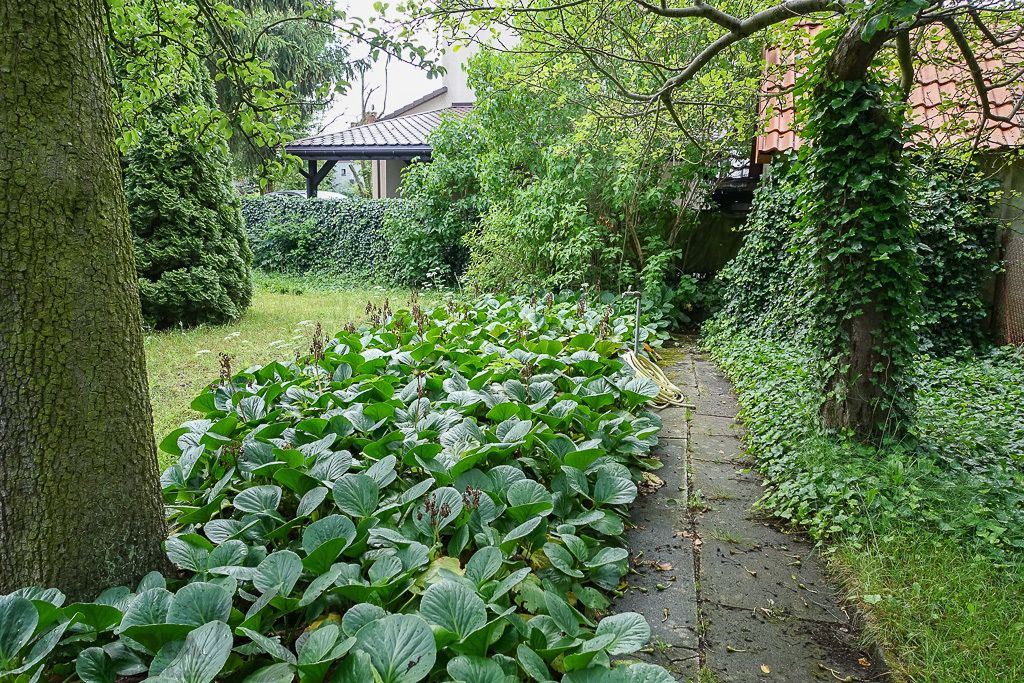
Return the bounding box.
[316,0,444,135]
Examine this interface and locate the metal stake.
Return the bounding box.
[624,290,642,354]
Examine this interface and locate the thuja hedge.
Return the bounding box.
[242,196,394,278]
[718,149,1002,355]
[0,292,679,683]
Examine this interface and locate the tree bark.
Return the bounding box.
[0,0,168,599]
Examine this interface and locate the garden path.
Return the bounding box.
[614,343,889,682]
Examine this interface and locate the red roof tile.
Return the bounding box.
[755,25,1023,162]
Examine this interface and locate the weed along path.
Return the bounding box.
[616,344,889,682]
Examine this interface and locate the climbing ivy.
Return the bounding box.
[718,151,1002,356]
[797,78,919,440]
[913,154,1002,355]
[718,79,1004,441]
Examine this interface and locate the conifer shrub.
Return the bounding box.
[125,61,253,329]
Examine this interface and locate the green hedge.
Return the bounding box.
[241,195,394,278]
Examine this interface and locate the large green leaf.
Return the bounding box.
[353,614,436,683]
[150,620,233,683]
[464,547,503,585]
[418,580,487,640]
[341,602,386,637]
[233,485,282,514]
[516,644,551,682]
[167,582,232,626]
[506,479,553,520]
[333,474,380,517]
[117,588,172,633]
[242,663,296,683]
[301,515,357,573]
[544,591,580,637]
[447,655,506,683]
[253,551,303,596]
[0,595,37,667]
[76,647,116,683]
[595,612,650,655]
[592,475,637,506]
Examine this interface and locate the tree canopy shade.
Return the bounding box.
[412,0,1023,442]
[414,0,1022,129]
[0,0,168,598]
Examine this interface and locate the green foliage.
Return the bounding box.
[242,196,393,278]
[381,116,481,287]
[799,78,918,436]
[718,150,1002,354]
[1,291,677,682]
[108,0,440,187]
[704,324,1024,562]
[398,47,752,294]
[126,60,252,330]
[912,154,1002,354]
[715,158,809,338]
[210,0,353,179]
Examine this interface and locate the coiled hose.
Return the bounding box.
[620,348,694,410]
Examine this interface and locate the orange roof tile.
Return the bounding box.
[755,24,1024,162]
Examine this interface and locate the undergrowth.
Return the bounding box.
[3,291,679,683]
[704,320,1024,680]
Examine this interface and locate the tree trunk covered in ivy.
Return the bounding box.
[0,0,168,599]
[805,23,919,443]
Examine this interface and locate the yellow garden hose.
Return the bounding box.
[620,348,694,409]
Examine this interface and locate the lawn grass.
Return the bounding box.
[144,274,417,459]
[838,534,1024,682]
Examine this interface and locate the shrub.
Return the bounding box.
[397,50,739,295]
[126,62,252,329]
[242,195,392,278]
[380,112,482,288]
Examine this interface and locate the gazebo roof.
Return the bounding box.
[286,104,474,160]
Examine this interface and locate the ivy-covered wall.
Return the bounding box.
[241,195,394,278]
[716,149,1004,355]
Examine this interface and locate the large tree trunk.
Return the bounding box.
[813,21,918,443]
[0,0,168,599]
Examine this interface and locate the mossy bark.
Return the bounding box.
[0,0,168,599]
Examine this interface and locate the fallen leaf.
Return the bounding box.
[656,562,673,571]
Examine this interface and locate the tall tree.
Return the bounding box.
[0,0,167,598]
[211,0,353,182]
[423,0,1024,442]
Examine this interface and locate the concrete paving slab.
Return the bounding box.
[701,601,882,682]
[699,541,850,624]
[689,435,747,464]
[690,414,742,438]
